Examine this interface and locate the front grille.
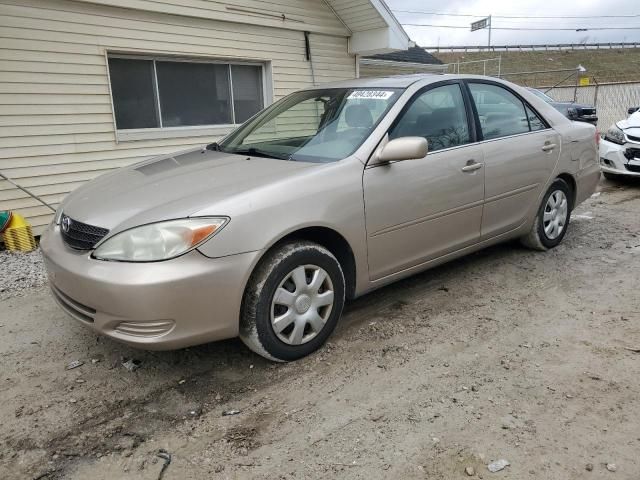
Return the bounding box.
[626,133,640,143]
[60,214,109,250]
[624,148,640,161]
[51,285,96,323]
[578,108,596,116]
[625,163,640,173]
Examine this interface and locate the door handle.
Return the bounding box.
[541,143,557,152]
[461,160,483,172]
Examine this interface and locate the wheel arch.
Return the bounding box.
[556,172,577,209]
[249,226,358,301]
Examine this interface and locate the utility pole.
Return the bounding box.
[488,15,492,50]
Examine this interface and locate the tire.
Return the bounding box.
[520,178,572,251]
[239,241,345,362]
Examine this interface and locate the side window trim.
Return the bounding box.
[524,104,548,132]
[461,79,551,142]
[461,81,483,142]
[521,99,550,130]
[387,79,476,149]
[524,103,533,131]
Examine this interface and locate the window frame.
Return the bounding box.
[385,79,479,154]
[461,79,551,143]
[106,52,271,142]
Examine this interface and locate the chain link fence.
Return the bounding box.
[444,58,640,130]
[445,57,502,76]
[542,81,640,130]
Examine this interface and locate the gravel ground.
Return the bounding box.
[1,177,639,479]
[0,249,47,301]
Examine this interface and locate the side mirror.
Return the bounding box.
[374,136,428,164]
[629,107,640,115]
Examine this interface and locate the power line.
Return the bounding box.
[392,9,640,19]
[402,23,640,31]
[393,10,479,18]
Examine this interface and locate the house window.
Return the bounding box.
[108,56,264,131]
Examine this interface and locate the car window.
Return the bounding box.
[527,88,555,103]
[242,96,323,144]
[221,88,402,162]
[335,98,389,133]
[389,84,470,152]
[469,83,530,140]
[525,105,546,131]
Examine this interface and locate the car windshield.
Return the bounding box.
[219,88,403,162]
[528,88,555,103]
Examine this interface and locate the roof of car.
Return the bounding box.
[306,74,442,89]
[303,74,571,128]
[307,74,505,90]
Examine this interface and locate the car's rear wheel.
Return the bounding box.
[521,178,572,251]
[239,241,345,361]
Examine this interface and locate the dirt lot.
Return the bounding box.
[1,178,639,480]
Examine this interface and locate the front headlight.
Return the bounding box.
[93,217,228,262]
[604,124,625,145]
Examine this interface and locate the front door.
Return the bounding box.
[467,81,560,238]
[363,82,485,281]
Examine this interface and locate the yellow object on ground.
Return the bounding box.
[2,213,37,252]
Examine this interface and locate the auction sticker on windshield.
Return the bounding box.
[348,90,395,100]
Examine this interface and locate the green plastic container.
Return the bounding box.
[0,211,11,233]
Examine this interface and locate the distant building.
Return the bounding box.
[360,44,447,77]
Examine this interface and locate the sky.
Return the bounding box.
[386,0,640,47]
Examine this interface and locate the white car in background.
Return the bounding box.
[600,110,640,180]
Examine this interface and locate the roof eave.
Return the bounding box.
[329,0,409,55]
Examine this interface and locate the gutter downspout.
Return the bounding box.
[304,31,317,85]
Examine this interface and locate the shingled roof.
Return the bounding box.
[365,46,443,65]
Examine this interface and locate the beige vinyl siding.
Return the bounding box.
[76,0,349,36]
[0,0,356,233]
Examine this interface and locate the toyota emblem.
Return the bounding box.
[61,215,71,233]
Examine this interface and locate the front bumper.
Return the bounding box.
[575,116,598,126]
[40,224,259,350]
[599,138,640,177]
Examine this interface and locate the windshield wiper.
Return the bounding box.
[231,147,289,160]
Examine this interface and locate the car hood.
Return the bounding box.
[619,111,640,129]
[616,112,640,139]
[61,147,316,232]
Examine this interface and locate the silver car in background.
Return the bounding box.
[41,74,600,361]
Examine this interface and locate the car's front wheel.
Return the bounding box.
[240,241,345,361]
[521,178,572,251]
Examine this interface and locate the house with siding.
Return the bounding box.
[0,0,409,234]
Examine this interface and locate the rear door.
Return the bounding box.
[363,81,484,280]
[466,81,560,239]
